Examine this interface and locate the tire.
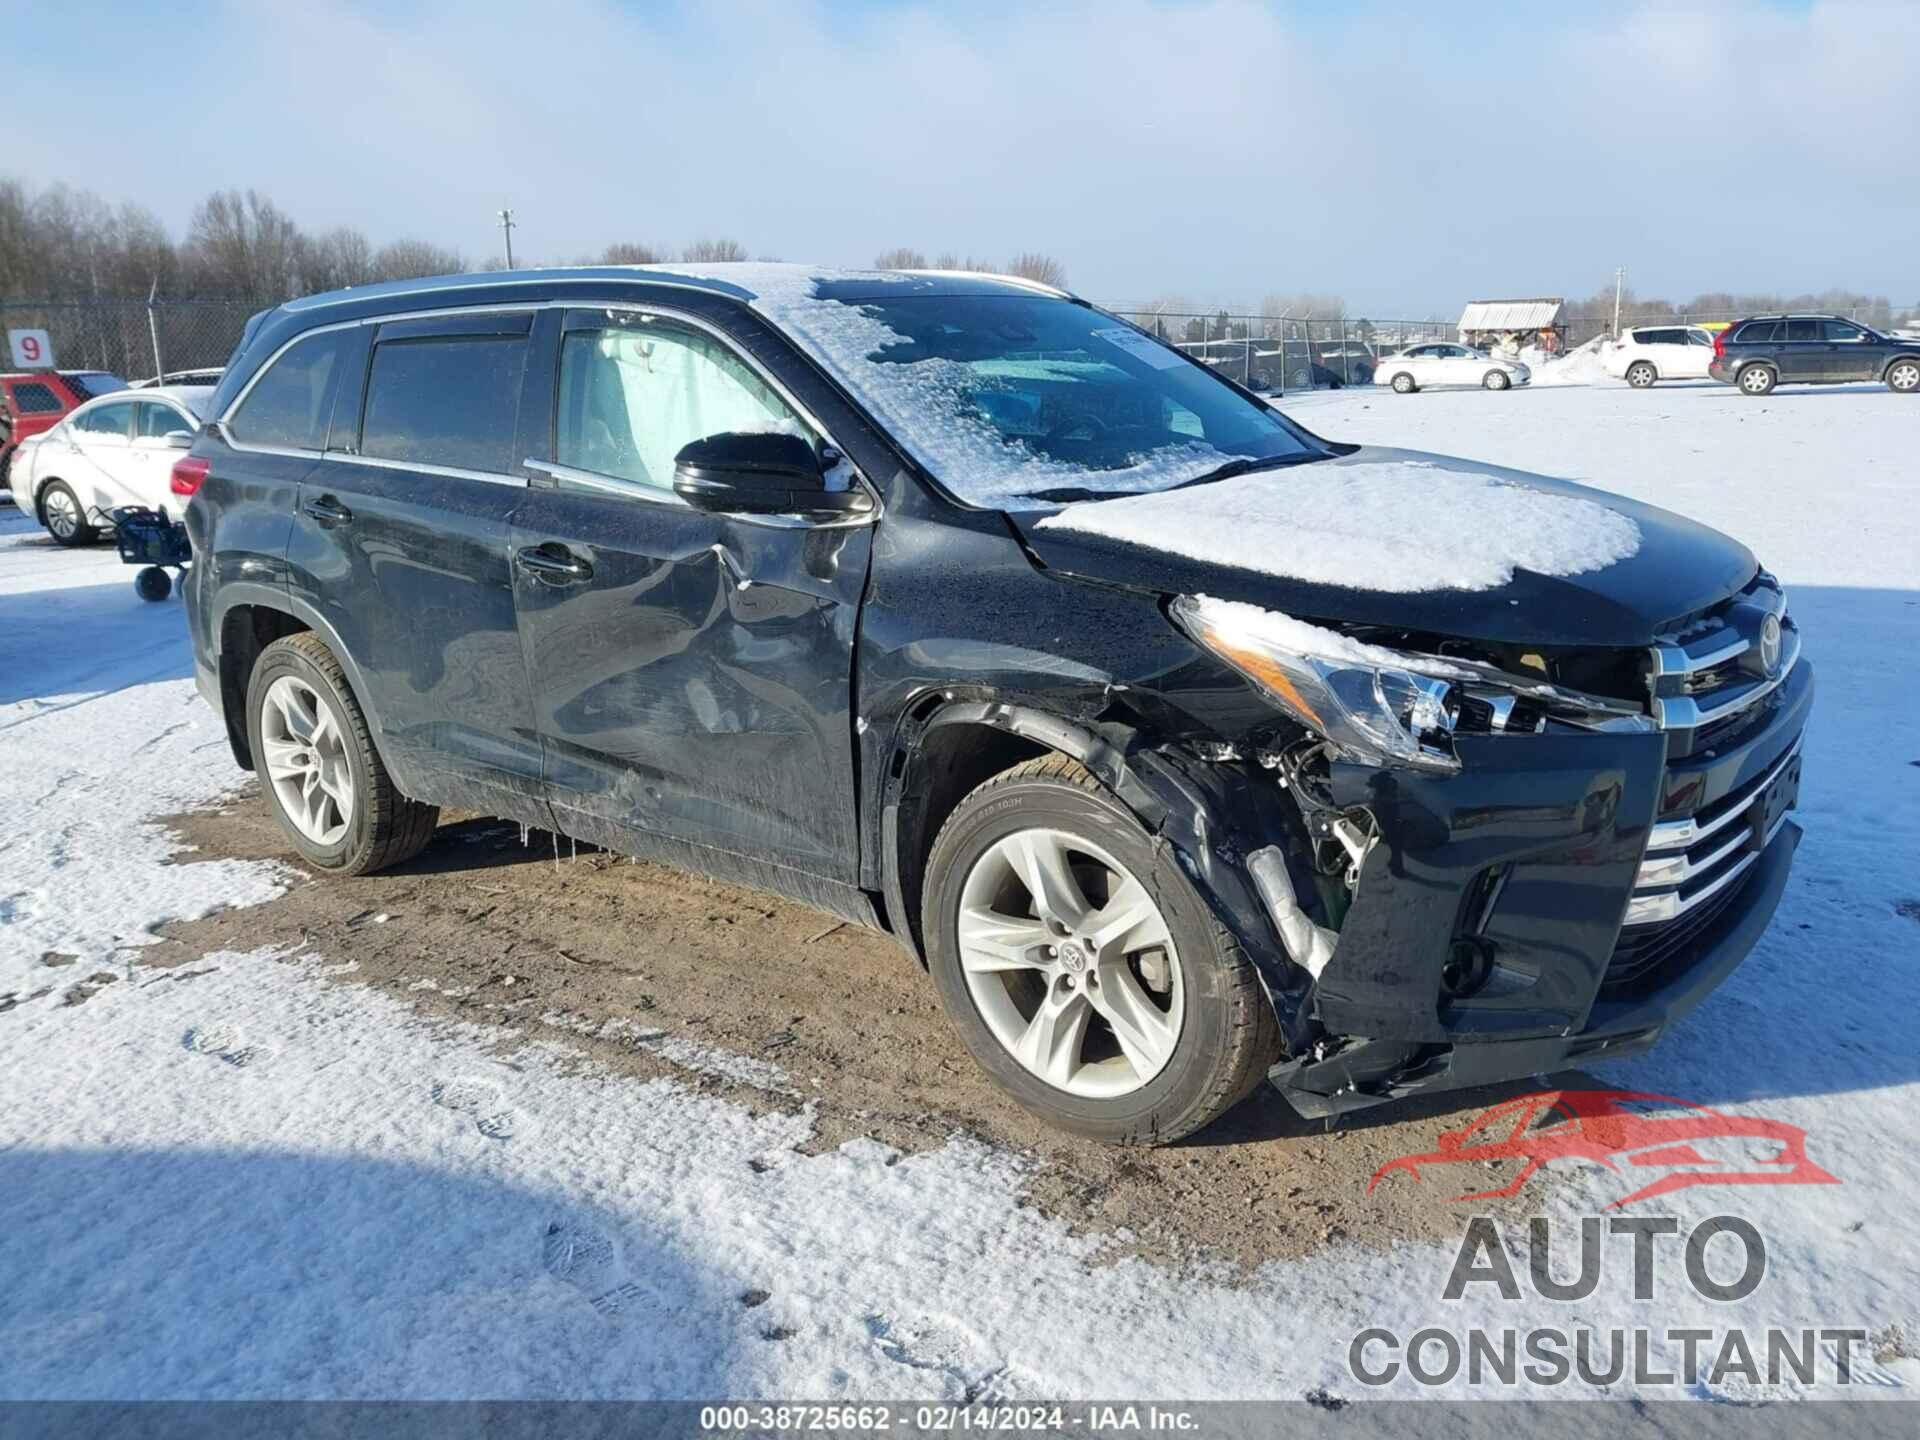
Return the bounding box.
[38,480,97,547]
[1626,361,1657,388]
[1483,369,1511,391]
[1390,372,1416,394]
[1738,363,1777,396]
[923,755,1281,1145]
[134,566,172,602]
[1888,359,1920,394]
[245,632,438,875]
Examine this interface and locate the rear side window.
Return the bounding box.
[1688,330,1713,346]
[7,381,63,413]
[137,401,195,439]
[1735,321,1779,343]
[76,402,133,438]
[360,335,527,473]
[1785,319,1818,342]
[230,329,354,451]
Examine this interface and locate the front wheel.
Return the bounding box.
[1483,369,1511,391]
[923,756,1280,1145]
[1390,372,1416,394]
[1738,364,1777,396]
[1888,359,1920,394]
[1626,361,1657,388]
[39,481,97,547]
[245,632,439,875]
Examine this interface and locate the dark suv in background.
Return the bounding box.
[1709,314,1920,395]
[179,266,1811,1144]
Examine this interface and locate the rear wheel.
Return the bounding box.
[39,481,97,547]
[1738,363,1777,396]
[1888,359,1920,394]
[1626,361,1657,388]
[1483,369,1510,391]
[245,632,438,875]
[923,755,1280,1145]
[1390,372,1416,394]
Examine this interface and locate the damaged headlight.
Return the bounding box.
[1170,594,1653,774]
[1172,594,1465,772]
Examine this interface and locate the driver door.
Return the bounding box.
[509,306,875,884]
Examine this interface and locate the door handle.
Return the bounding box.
[515,545,594,584]
[302,495,353,526]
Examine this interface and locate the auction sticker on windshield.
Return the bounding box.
[1093,326,1188,369]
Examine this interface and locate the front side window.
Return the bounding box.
[745,279,1317,508]
[360,335,527,473]
[1824,321,1866,342]
[230,329,354,451]
[557,317,808,492]
[76,402,133,439]
[8,381,62,414]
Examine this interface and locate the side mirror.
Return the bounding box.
[672,431,864,517]
[164,430,196,448]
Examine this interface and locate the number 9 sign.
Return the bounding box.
[8,329,56,369]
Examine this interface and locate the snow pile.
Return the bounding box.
[1035,457,1641,592]
[648,263,1234,508]
[1523,336,1614,387]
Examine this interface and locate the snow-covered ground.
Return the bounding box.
[2,382,1917,1403]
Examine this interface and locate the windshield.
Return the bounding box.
[748,281,1318,509]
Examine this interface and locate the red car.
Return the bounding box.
[0,370,129,493]
[1368,1090,1839,1209]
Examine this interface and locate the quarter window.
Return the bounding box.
[556,317,809,492]
[8,381,62,413]
[230,329,354,451]
[360,334,528,473]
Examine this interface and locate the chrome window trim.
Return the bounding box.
[219,298,880,526]
[1644,731,1804,855]
[323,451,527,490]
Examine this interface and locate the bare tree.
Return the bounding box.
[1006,252,1068,288]
[305,227,377,292]
[601,241,663,265]
[371,238,466,281]
[873,247,928,270]
[681,237,748,262]
[183,189,307,297]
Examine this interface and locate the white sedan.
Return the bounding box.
[7,386,212,546]
[1373,343,1529,394]
[1602,325,1716,388]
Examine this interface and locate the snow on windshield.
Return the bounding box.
[647,264,1237,508]
[1035,457,1642,592]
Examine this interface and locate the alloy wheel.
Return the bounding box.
[259,675,354,845]
[956,827,1184,1098]
[1890,362,1919,392]
[1741,367,1774,393]
[43,487,78,539]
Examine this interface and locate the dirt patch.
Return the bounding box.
[151,786,1552,1273]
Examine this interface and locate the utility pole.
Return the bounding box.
[498,206,517,269]
[1612,265,1626,339]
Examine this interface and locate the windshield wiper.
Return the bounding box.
[1165,451,1323,492]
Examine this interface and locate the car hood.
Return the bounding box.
[1005,446,1758,648]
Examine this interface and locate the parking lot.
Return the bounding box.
[3,378,1916,1400]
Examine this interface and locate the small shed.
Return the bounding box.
[1458,298,1566,353]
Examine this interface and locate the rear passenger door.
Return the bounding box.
[508,305,874,885]
[284,311,550,823]
[1776,318,1823,380]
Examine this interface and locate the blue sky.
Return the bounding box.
[7,0,1913,313]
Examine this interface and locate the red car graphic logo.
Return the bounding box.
[1368,1089,1839,1209]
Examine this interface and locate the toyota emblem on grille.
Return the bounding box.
[1758,613,1782,678]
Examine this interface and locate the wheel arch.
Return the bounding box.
[1880,352,1920,382]
[873,693,1306,1040]
[1628,358,1660,381]
[211,587,372,771]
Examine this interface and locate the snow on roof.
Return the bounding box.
[1458,299,1565,332]
[1034,455,1640,593]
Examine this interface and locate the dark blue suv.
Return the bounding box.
[1708,313,1920,395]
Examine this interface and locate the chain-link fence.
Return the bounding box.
[1110,312,1456,392]
[0,298,263,384]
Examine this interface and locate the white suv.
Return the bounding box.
[1604,326,1716,388]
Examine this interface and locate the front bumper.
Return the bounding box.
[1262,661,1813,1118]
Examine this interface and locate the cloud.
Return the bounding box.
[14,0,1918,312]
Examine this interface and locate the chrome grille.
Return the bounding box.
[1645,583,1799,733]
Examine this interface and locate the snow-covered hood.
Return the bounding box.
[1011,447,1758,648]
